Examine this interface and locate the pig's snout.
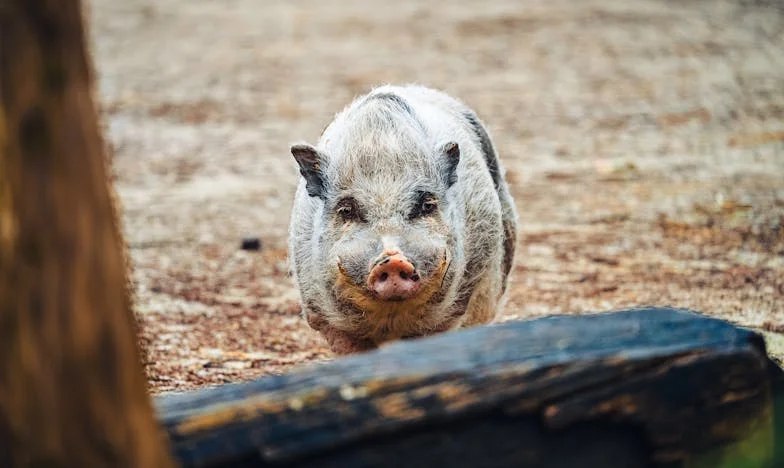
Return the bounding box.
[367,252,421,301]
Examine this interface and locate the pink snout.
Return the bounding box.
[367,253,422,301]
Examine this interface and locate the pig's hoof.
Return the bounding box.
[367,253,422,301]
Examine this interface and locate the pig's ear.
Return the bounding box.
[439,141,460,188]
[291,143,326,199]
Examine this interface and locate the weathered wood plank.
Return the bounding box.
[156,307,781,467]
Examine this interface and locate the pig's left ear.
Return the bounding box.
[291,143,327,200]
[439,141,460,188]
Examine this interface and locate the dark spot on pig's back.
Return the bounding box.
[463,110,516,293]
[463,110,501,191]
[500,219,516,294]
[362,92,430,136]
[363,92,416,116]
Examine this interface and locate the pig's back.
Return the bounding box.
[372,85,511,291]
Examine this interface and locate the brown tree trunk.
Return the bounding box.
[0,1,174,466]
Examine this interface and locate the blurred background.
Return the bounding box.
[88,0,784,393]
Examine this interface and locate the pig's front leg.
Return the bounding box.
[321,327,377,355]
[305,310,376,355]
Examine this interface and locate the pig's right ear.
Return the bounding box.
[291,143,326,200]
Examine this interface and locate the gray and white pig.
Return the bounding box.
[288,84,518,354]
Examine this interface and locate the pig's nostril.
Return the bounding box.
[380,272,389,281]
[399,271,408,280]
[411,273,420,282]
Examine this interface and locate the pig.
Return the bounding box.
[288,84,518,354]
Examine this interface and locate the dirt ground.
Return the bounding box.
[88,0,784,394]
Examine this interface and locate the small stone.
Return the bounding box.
[240,236,262,251]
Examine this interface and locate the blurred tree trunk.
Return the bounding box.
[0,1,174,466]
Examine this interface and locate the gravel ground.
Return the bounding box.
[88,0,784,394]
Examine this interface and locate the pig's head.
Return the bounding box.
[290,113,465,338]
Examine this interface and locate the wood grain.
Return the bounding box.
[157,307,782,467]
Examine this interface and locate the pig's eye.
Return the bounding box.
[335,197,364,223]
[409,192,438,219]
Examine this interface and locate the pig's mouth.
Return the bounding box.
[335,252,450,308]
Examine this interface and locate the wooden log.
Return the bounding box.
[0,1,174,466]
[157,307,783,467]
